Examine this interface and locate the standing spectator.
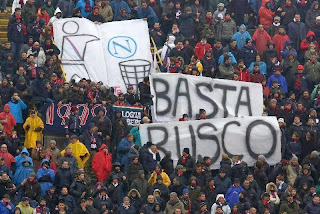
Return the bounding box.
[267,16,281,37]
[98,0,113,22]
[46,140,60,167]
[195,37,212,61]
[164,192,186,214]
[137,1,158,28]
[92,144,112,182]
[0,104,16,138]
[37,159,55,195]
[177,148,195,179]
[305,2,320,29]
[216,13,237,46]
[8,93,27,134]
[110,0,131,21]
[57,0,74,18]
[27,42,46,68]
[138,77,153,106]
[21,0,36,25]
[7,15,26,59]
[76,0,94,18]
[0,144,15,170]
[232,24,252,50]
[240,39,258,67]
[259,2,275,28]
[59,186,76,211]
[272,26,290,58]
[21,173,41,203]
[252,24,272,56]
[287,13,307,51]
[23,110,43,149]
[65,106,81,138]
[229,0,249,26]
[55,161,74,191]
[211,194,231,214]
[141,144,160,175]
[61,135,90,168]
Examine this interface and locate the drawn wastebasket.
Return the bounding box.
[119,59,151,90]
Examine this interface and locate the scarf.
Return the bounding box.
[91,133,97,149]
[206,16,213,25]
[122,203,130,210]
[294,73,304,91]
[84,0,92,12]
[17,23,22,32]
[148,148,156,160]
[99,193,108,201]
[182,154,188,164]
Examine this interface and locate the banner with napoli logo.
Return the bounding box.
[44,103,143,135]
[53,18,153,93]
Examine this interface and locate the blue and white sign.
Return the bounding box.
[53,19,153,92]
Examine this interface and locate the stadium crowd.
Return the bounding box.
[0,0,320,213]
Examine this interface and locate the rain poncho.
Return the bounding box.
[61,140,90,168]
[0,104,16,137]
[92,144,112,182]
[13,148,34,185]
[232,24,252,50]
[37,159,55,194]
[23,112,44,149]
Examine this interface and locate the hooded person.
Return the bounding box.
[211,194,231,214]
[37,159,55,195]
[281,40,298,59]
[92,144,112,182]
[23,110,44,149]
[0,104,16,137]
[232,24,252,50]
[61,135,90,168]
[13,149,34,185]
[49,7,62,25]
[98,0,113,22]
[305,1,320,29]
[300,31,319,54]
[259,1,275,28]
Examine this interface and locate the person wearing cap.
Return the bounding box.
[61,135,90,168]
[20,173,41,206]
[213,3,226,23]
[239,38,258,68]
[177,148,195,180]
[87,5,105,24]
[267,16,281,37]
[16,196,34,214]
[124,85,139,106]
[7,13,26,59]
[257,192,275,213]
[92,144,112,182]
[64,105,81,138]
[211,194,231,214]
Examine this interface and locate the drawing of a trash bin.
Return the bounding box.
[119,59,151,90]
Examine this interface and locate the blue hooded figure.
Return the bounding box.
[13,149,34,185]
[281,40,298,59]
[110,0,131,20]
[232,24,252,50]
[117,134,134,166]
[15,148,34,170]
[37,159,55,195]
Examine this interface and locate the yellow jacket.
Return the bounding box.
[23,114,44,149]
[61,140,90,168]
[148,170,171,187]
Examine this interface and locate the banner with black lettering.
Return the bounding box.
[140,116,281,169]
[44,103,143,135]
[150,73,263,122]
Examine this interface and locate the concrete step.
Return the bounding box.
[0,37,8,42]
[0,31,7,39]
[0,25,7,31]
[0,19,8,25]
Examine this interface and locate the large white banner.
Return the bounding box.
[140,116,281,169]
[150,73,264,121]
[53,18,153,93]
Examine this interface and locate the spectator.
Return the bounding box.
[61,135,90,168]
[22,110,43,149]
[92,144,112,182]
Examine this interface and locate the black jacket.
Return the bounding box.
[54,167,73,190]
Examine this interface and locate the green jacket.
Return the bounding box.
[279,201,300,214]
[200,18,216,39]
